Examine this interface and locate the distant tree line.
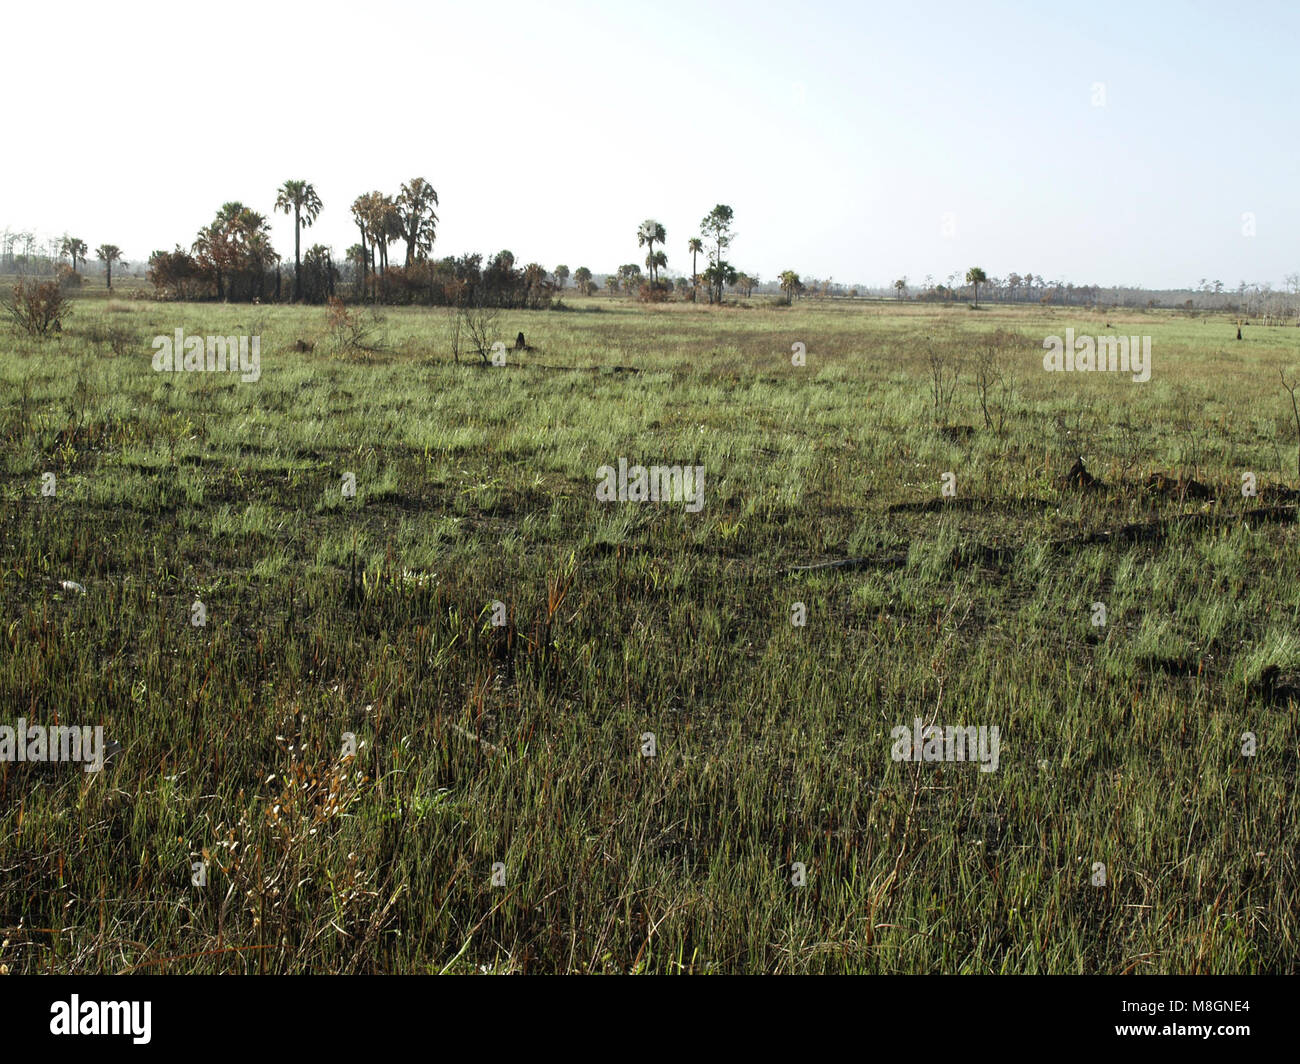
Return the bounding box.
[9,197,1300,317]
[135,177,571,309]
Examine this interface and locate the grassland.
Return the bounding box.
[1,294,1298,973]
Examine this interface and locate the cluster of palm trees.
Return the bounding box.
[141,183,319,302]
[144,172,571,308]
[59,237,88,275]
[779,270,804,303]
[45,235,122,289]
[190,202,280,301]
[637,220,667,287]
[349,178,440,299]
[138,177,441,304]
[571,266,595,295]
[626,207,754,303]
[233,176,441,304]
[54,190,762,306]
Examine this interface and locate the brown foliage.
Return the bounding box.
[5,280,69,336]
[326,297,382,356]
[638,281,672,303]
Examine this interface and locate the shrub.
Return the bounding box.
[326,297,383,356]
[4,280,69,336]
[638,281,672,303]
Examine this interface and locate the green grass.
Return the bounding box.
[1,294,1298,973]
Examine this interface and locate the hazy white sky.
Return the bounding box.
[4,0,1298,289]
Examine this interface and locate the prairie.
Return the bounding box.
[1,295,1297,973]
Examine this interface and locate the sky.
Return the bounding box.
[3,0,1298,290]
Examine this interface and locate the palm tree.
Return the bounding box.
[688,237,703,301]
[637,220,667,285]
[704,260,737,302]
[369,194,402,278]
[192,202,277,301]
[894,277,907,300]
[779,270,802,304]
[350,195,371,299]
[244,226,279,302]
[966,266,988,307]
[523,262,548,307]
[192,222,227,300]
[274,180,323,301]
[645,250,666,284]
[397,177,439,266]
[61,236,88,274]
[96,244,123,290]
[384,200,404,271]
[348,192,398,297]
